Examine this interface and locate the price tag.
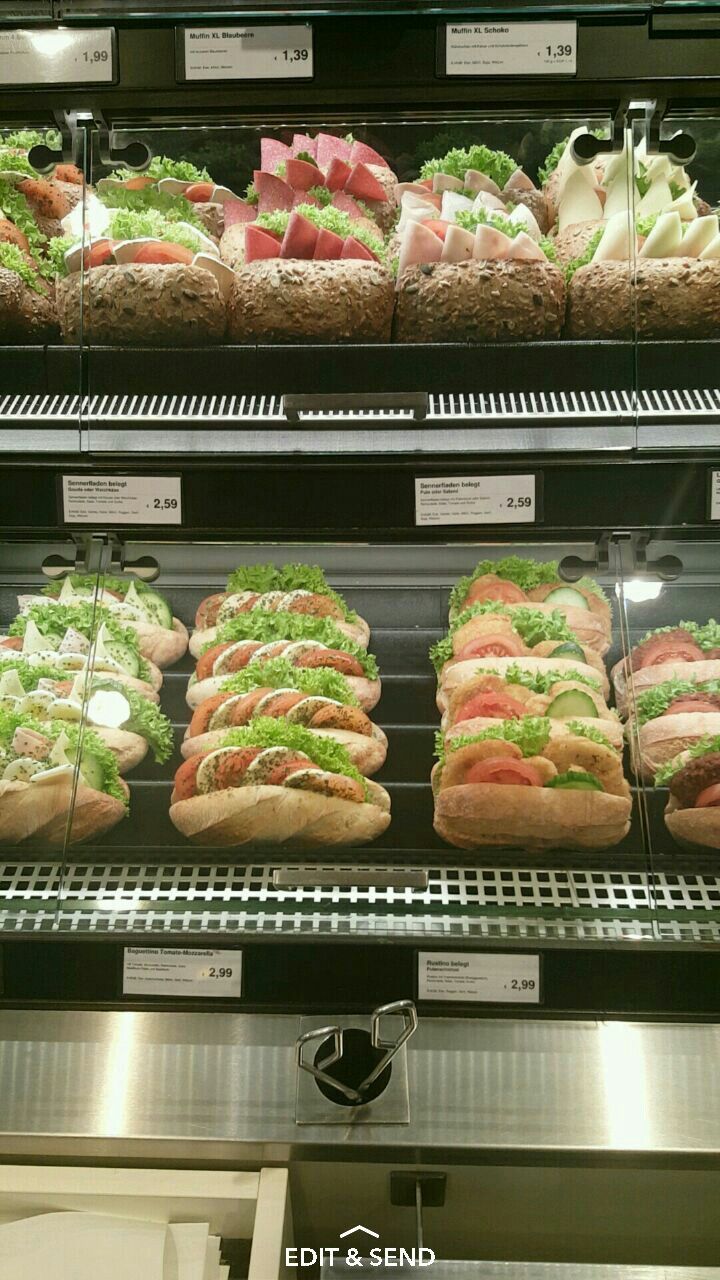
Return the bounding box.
[415,474,536,526]
[419,952,540,1004]
[444,21,576,77]
[61,474,182,526]
[0,27,115,86]
[179,24,313,82]
[708,470,720,521]
[123,948,242,998]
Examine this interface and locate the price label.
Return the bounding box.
[180,24,313,82]
[123,948,242,998]
[419,952,540,1004]
[444,21,576,77]
[415,474,537,526]
[61,474,182,526]
[0,27,115,86]
[708,470,720,521]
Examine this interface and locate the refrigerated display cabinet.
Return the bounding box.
[1,0,720,1272]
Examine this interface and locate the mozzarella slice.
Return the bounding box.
[193,254,236,299]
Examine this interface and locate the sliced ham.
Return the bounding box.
[464,170,503,199]
[441,190,475,222]
[395,182,438,202]
[316,132,352,169]
[441,224,475,262]
[341,236,377,261]
[279,210,319,259]
[260,138,292,172]
[254,171,294,214]
[223,199,257,227]
[344,163,388,204]
[504,168,535,193]
[349,140,390,169]
[286,158,325,191]
[473,225,513,260]
[432,173,464,194]
[292,133,317,158]
[331,191,367,221]
[326,157,352,192]
[314,227,345,260]
[471,190,507,214]
[397,220,443,278]
[244,224,282,263]
[506,230,545,261]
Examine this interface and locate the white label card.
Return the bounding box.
[445,21,577,77]
[709,470,720,521]
[123,948,242,998]
[415,474,535,526]
[182,24,312,81]
[419,952,540,1004]
[62,474,182,525]
[0,27,114,86]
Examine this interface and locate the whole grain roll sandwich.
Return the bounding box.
[97,154,243,239]
[612,620,720,716]
[433,716,631,851]
[36,573,188,669]
[183,656,386,777]
[626,677,720,780]
[170,717,391,848]
[657,735,720,850]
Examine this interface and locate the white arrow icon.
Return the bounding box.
[340,1225,380,1240]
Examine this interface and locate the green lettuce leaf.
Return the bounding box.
[89,678,172,763]
[565,227,604,281]
[0,656,68,689]
[225,563,357,622]
[100,184,204,229]
[638,620,720,653]
[420,145,516,190]
[257,203,385,261]
[0,178,46,261]
[110,156,210,183]
[504,662,600,693]
[565,720,614,751]
[436,715,552,763]
[220,657,359,706]
[0,242,44,293]
[219,716,367,794]
[655,733,720,789]
[208,612,378,679]
[449,556,560,613]
[107,207,205,251]
[636,678,720,726]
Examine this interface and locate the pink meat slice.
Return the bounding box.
[325,157,352,192]
[260,138,293,172]
[293,191,321,209]
[254,171,294,214]
[341,236,377,261]
[280,210,319,259]
[441,224,475,263]
[331,192,366,221]
[473,225,512,260]
[292,133,317,158]
[223,199,258,227]
[344,163,388,204]
[397,220,443,277]
[245,224,282,263]
[349,140,390,169]
[316,132,352,169]
[314,227,345,260]
[506,230,545,261]
[285,158,325,191]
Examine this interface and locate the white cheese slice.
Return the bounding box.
[592,210,634,262]
[22,620,58,655]
[666,180,698,222]
[508,203,541,242]
[558,170,604,231]
[0,669,26,700]
[678,215,718,257]
[61,192,110,241]
[699,234,720,260]
[636,180,673,217]
[441,190,474,222]
[602,178,632,221]
[193,253,235,300]
[639,211,683,258]
[601,131,634,186]
[59,627,91,655]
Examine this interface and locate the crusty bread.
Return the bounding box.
[612,659,720,717]
[0,268,58,342]
[91,671,161,702]
[551,220,602,266]
[434,782,631,850]
[227,259,395,343]
[188,614,369,660]
[438,655,610,712]
[665,800,720,850]
[56,264,227,346]
[187,672,381,712]
[169,780,391,847]
[567,258,720,339]
[0,776,126,847]
[94,726,148,775]
[630,712,720,780]
[181,722,387,776]
[394,259,565,343]
[132,617,189,669]
[524,589,612,637]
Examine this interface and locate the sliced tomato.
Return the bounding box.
[456,633,525,661]
[664,698,720,717]
[695,783,720,808]
[215,747,263,790]
[636,637,704,668]
[188,693,232,737]
[84,239,115,268]
[465,576,527,607]
[465,758,543,787]
[423,219,451,241]
[133,241,194,266]
[184,182,215,203]
[265,756,321,786]
[173,754,207,801]
[456,691,527,722]
[125,176,156,190]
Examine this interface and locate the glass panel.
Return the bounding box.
[0,121,85,453]
[47,539,654,947]
[77,115,637,455]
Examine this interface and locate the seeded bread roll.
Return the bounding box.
[394,260,565,342]
[227,259,395,343]
[566,259,720,339]
[56,263,227,346]
[170,779,391,847]
[0,267,58,341]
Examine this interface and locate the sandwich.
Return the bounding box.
[38,573,188,668]
[0,709,128,846]
[612,620,720,715]
[627,677,720,780]
[449,555,611,651]
[657,735,720,850]
[442,663,622,750]
[433,716,631,850]
[97,154,239,239]
[3,602,162,697]
[0,657,171,774]
[183,656,386,776]
[192,562,369,656]
[169,716,391,848]
[431,602,609,712]
[188,612,380,711]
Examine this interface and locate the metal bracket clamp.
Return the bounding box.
[643,99,696,164]
[93,108,152,172]
[362,999,419,1093]
[28,110,78,172]
[570,100,630,165]
[295,1000,418,1106]
[295,1025,363,1105]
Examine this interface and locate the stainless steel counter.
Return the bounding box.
[0,1011,719,1165]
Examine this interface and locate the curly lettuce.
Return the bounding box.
[220,716,366,793]
[655,734,720,789]
[436,715,552,763]
[0,242,44,293]
[257,203,385,261]
[109,156,210,184]
[207,612,377,679]
[420,145,516,191]
[220,656,359,706]
[226,563,357,622]
[636,678,720,726]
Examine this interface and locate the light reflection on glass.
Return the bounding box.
[599,1021,651,1148]
[99,1014,138,1134]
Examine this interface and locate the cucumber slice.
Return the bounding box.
[546,689,598,718]
[100,638,139,677]
[140,590,173,630]
[78,746,105,791]
[544,586,590,610]
[545,769,604,792]
[550,641,586,661]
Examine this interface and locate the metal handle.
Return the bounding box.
[359,999,419,1093]
[295,1025,363,1105]
[273,868,428,890]
[283,393,428,423]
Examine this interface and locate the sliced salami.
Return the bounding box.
[325,157,352,192]
[341,236,377,262]
[223,199,258,227]
[331,192,367,221]
[349,140,390,170]
[254,171,294,214]
[316,132,352,169]
[280,210,319,259]
[292,133,317,158]
[245,225,283,263]
[314,227,345,260]
[285,158,326,191]
[260,137,293,172]
[344,163,388,204]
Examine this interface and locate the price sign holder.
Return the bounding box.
[177,23,313,83]
[123,948,242,1000]
[58,473,182,527]
[415,472,542,527]
[437,20,577,78]
[707,469,720,521]
[418,951,542,1005]
[0,26,117,87]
